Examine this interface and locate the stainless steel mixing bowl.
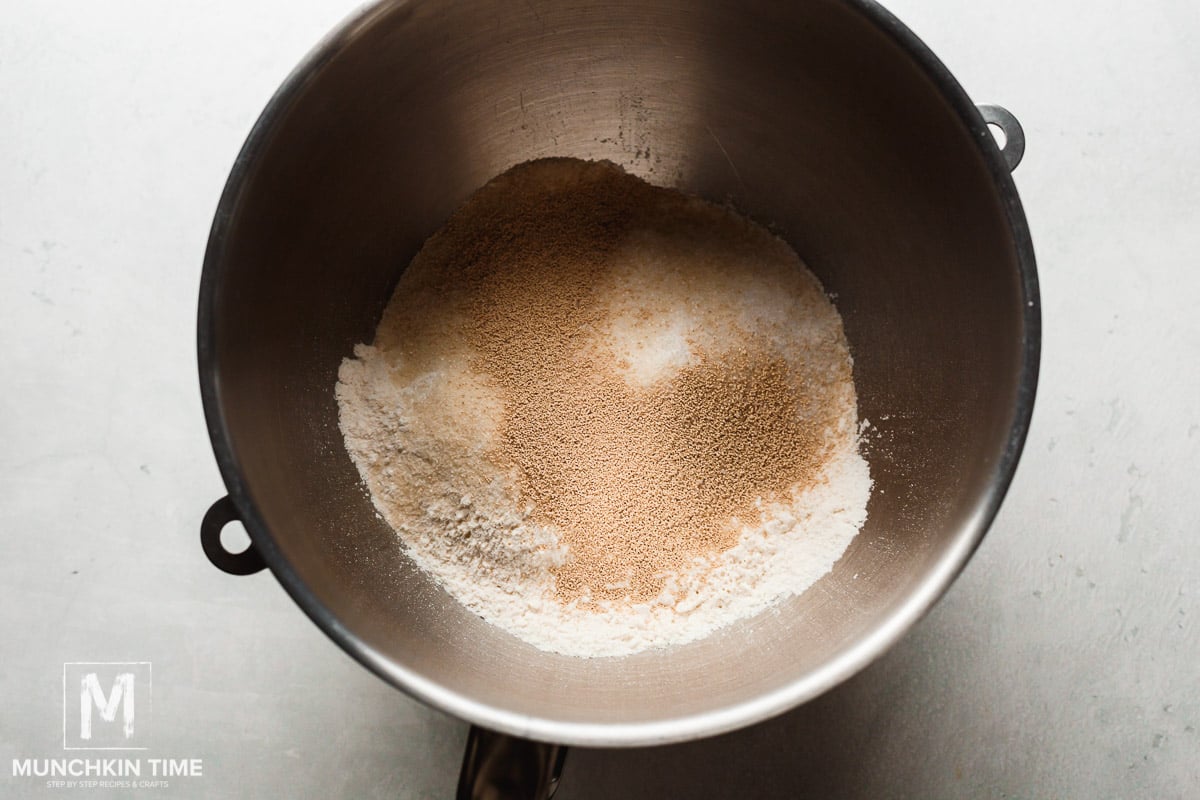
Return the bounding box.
[198,0,1038,794]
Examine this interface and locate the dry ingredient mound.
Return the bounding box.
[336,158,871,658]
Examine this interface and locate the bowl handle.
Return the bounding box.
[977,104,1026,172]
[457,725,568,800]
[200,496,267,576]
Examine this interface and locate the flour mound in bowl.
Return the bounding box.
[336,158,871,658]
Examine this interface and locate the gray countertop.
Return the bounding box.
[2,0,1197,797]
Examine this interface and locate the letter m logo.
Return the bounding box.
[63,663,151,749]
[81,672,134,740]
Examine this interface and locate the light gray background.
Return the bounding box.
[2,0,1197,797]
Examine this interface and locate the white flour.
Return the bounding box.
[336,160,872,658]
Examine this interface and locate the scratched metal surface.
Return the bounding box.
[1,1,1197,798]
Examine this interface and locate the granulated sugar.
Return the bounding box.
[336,158,871,657]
